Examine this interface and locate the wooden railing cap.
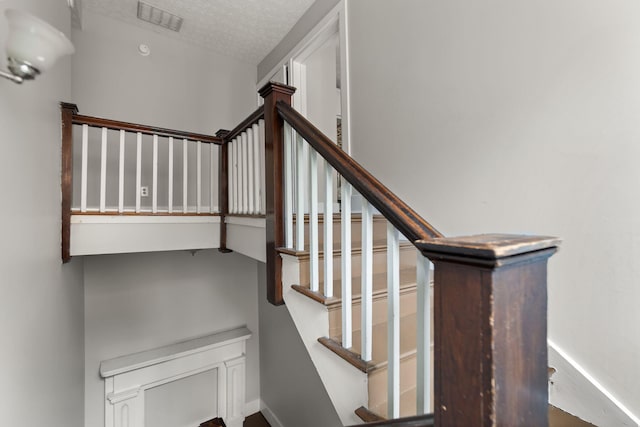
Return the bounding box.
[416,233,560,261]
[258,81,296,98]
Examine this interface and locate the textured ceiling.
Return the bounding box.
[82,0,316,64]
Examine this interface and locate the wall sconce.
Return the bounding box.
[0,9,74,84]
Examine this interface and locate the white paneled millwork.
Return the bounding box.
[100,327,251,427]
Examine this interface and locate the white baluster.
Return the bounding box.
[183,138,188,213]
[284,122,294,248]
[118,130,125,213]
[80,124,88,213]
[100,127,108,213]
[168,137,174,214]
[252,123,261,214]
[152,134,158,214]
[135,132,142,213]
[309,148,319,293]
[341,182,352,349]
[387,223,400,419]
[295,132,305,251]
[247,128,255,214]
[234,137,240,214]
[229,139,235,214]
[210,143,215,213]
[197,141,202,214]
[258,120,266,214]
[323,160,334,298]
[416,256,432,414]
[361,199,374,361]
[241,131,248,214]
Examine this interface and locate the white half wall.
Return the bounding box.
[0,2,85,426]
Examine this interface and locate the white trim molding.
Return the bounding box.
[100,327,251,427]
[548,340,640,427]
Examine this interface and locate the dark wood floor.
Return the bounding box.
[244,412,271,427]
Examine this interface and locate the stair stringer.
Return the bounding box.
[281,254,367,426]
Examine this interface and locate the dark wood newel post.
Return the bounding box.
[418,234,560,427]
[216,129,232,254]
[258,81,296,305]
[60,102,79,264]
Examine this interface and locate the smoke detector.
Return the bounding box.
[136,1,183,32]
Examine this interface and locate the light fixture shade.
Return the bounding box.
[4,9,74,74]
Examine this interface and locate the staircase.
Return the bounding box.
[284,213,426,420]
[60,82,572,426]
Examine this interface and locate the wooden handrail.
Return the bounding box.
[72,113,222,144]
[222,105,264,143]
[276,100,443,243]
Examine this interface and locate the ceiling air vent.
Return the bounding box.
[137,1,183,32]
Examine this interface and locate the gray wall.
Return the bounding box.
[70,10,262,427]
[84,251,260,427]
[257,264,341,427]
[346,0,640,416]
[0,1,84,426]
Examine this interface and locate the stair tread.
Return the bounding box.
[279,239,416,258]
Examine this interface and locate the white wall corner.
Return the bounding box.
[548,340,640,427]
[245,399,261,417]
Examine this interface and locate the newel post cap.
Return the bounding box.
[258,81,296,99]
[60,101,78,114]
[417,233,561,266]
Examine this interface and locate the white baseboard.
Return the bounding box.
[245,399,261,417]
[548,340,640,427]
[260,401,285,427]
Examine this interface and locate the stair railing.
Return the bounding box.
[60,103,223,262]
[258,82,560,426]
[215,106,266,251]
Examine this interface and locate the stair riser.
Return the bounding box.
[293,215,389,248]
[369,354,418,411]
[329,288,417,339]
[297,245,419,288]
